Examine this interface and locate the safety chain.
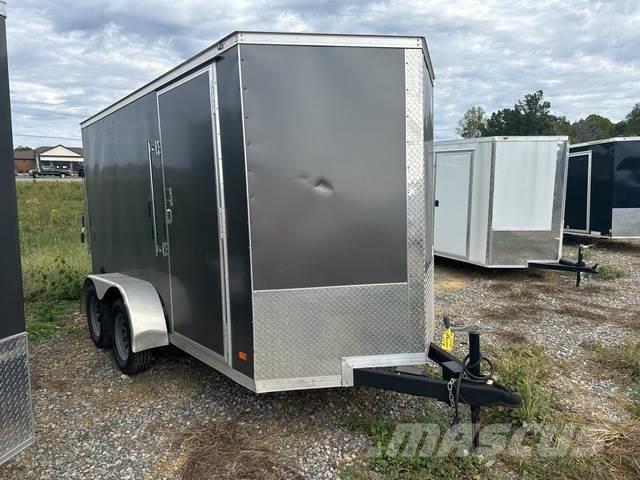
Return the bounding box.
[447,378,456,408]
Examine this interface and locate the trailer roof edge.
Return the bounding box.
[80,31,434,129]
[435,136,569,146]
[0,1,7,18]
[570,136,640,148]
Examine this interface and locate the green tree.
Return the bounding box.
[569,114,615,143]
[482,90,568,136]
[623,103,640,135]
[456,106,487,138]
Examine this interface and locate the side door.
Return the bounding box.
[157,69,227,358]
[434,150,473,259]
[565,151,591,233]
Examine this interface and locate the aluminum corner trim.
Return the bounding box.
[0,1,6,18]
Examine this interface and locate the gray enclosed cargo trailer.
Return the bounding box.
[80,32,436,393]
[0,0,34,464]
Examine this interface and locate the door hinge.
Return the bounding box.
[150,140,162,156]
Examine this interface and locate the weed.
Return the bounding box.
[581,340,640,379]
[506,453,611,480]
[596,265,626,281]
[628,386,640,418]
[16,183,90,337]
[343,413,490,479]
[489,345,553,425]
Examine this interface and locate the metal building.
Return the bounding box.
[434,136,569,268]
[565,137,640,238]
[80,32,436,393]
[0,0,35,465]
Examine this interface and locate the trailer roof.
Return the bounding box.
[81,31,435,129]
[570,137,640,148]
[435,136,568,146]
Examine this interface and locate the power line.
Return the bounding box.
[13,133,82,141]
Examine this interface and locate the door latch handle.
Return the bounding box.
[166,208,173,225]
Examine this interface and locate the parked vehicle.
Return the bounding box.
[434,136,569,268]
[79,31,520,449]
[565,137,640,238]
[28,165,70,178]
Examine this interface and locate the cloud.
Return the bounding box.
[5,0,640,145]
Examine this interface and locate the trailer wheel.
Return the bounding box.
[86,285,112,348]
[111,299,152,375]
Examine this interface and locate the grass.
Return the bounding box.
[16,182,90,339]
[490,344,554,425]
[596,265,627,281]
[342,413,491,480]
[581,340,640,379]
[503,339,640,480]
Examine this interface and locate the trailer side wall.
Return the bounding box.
[0,5,34,464]
[216,48,255,377]
[612,140,640,236]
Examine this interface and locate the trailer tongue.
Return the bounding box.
[353,327,522,450]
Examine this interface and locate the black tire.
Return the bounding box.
[86,285,112,348]
[111,300,152,375]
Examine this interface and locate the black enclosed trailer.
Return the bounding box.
[565,137,640,238]
[0,0,34,464]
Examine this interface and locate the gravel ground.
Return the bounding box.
[2,237,638,479]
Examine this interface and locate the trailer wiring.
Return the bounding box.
[451,353,495,425]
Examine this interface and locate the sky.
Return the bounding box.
[6,0,640,147]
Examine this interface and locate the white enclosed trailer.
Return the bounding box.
[434,136,569,268]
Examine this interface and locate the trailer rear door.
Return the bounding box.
[157,69,227,358]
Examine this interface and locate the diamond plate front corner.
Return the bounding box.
[405,48,431,346]
[0,332,34,465]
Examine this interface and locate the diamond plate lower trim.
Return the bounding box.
[252,283,425,381]
[489,141,568,266]
[612,208,640,237]
[0,332,34,464]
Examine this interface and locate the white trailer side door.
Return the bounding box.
[434,150,473,259]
